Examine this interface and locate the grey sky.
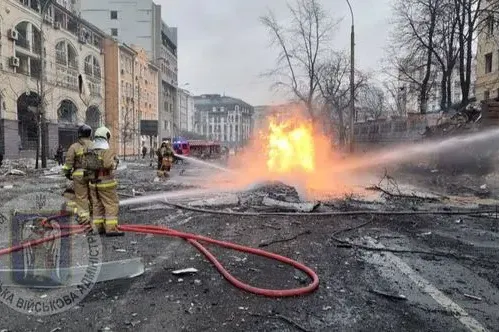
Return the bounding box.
[161,0,393,106]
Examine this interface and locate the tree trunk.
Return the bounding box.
[419,91,428,114]
[337,107,345,146]
[439,72,447,111]
[446,69,453,108]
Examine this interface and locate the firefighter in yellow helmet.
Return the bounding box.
[87,126,124,236]
[61,124,93,225]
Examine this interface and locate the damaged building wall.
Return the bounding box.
[0,0,106,158]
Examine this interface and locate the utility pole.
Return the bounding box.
[39,0,52,168]
[346,0,355,153]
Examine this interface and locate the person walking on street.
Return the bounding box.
[62,124,93,225]
[56,145,64,166]
[142,146,147,159]
[87,126,123,236]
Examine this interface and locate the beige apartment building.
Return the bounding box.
[0,0,106,158]
[103,40,158,157]
[476,7,499,101]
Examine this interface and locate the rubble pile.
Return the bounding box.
[420,103,499,176]
[239,181,302,207]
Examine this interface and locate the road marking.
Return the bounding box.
[364,237,488,332]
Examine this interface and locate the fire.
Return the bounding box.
[266,119,315,173]
[210,106,359,200]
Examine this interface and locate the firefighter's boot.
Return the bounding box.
[105,223,124,237]
[92,222,106,235]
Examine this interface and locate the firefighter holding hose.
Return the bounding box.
[86,126,123,236]
[62,124,93,225]
[156,140,175,178]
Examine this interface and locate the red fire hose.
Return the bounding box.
[0,216,319,298]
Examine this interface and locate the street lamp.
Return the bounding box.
[346,0,355,153]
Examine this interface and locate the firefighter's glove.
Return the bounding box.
[64,171,72,180]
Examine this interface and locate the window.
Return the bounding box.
[485,90,490,100]
[485,53,493,73]
[111,28,118,37]
[110,11,118,19]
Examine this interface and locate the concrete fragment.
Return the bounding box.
[188,194,239,207]
[262,196,318,212]
[8,169,25,176]
[172,268,198,275]
[44,165,62,175]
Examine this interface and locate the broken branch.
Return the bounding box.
[259,230,312,247]
[331,236,499,264]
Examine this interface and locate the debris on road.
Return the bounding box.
[463,293,482,301]
[188,194,239,207]
[172,267,198,275]
[6,169,25,176]
[369,289,407,301]
[261,197,318,212]
[259,230,312,247]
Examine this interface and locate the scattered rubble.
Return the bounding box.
[262,197,318,212]
[172,268,198,275]
[187,194,239,207]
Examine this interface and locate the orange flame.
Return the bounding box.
[266,118,315,174]
[207,105,360,200]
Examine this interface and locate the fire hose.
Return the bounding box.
[0,214,319,298]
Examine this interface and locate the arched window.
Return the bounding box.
[55,40,78,68]
[84,55,101,79]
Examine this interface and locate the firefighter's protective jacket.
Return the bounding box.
[90,139,118,182]
[62,138,93,178]
[159,145,174,159]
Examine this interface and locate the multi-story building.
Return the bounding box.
[177,88,195,132]
[193,94,254,148]
[476,8,499,101]
[0,0,106,158]
[103,40,158,157]
[72,0,178,142]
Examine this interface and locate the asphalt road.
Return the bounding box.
[0,160,498,332]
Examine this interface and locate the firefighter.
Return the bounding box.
[156,141,167,170]
[62,124,93,225]
[87,126,123,236]
[157,141,174,178]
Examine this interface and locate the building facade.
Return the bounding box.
[177,88,195,132]
[73,0,178,142]
[476,7,499,101]
[0,0,106,158]
[193,94,254,148]
[103,40,158,157]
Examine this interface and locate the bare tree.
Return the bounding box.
[316,51,368,145]
[391,0,441,114]
[357,84,389,121]
[260,0,338,122]
[382,79,407,117]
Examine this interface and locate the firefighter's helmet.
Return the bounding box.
[78,124,92,138]
[94,126,111,140]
